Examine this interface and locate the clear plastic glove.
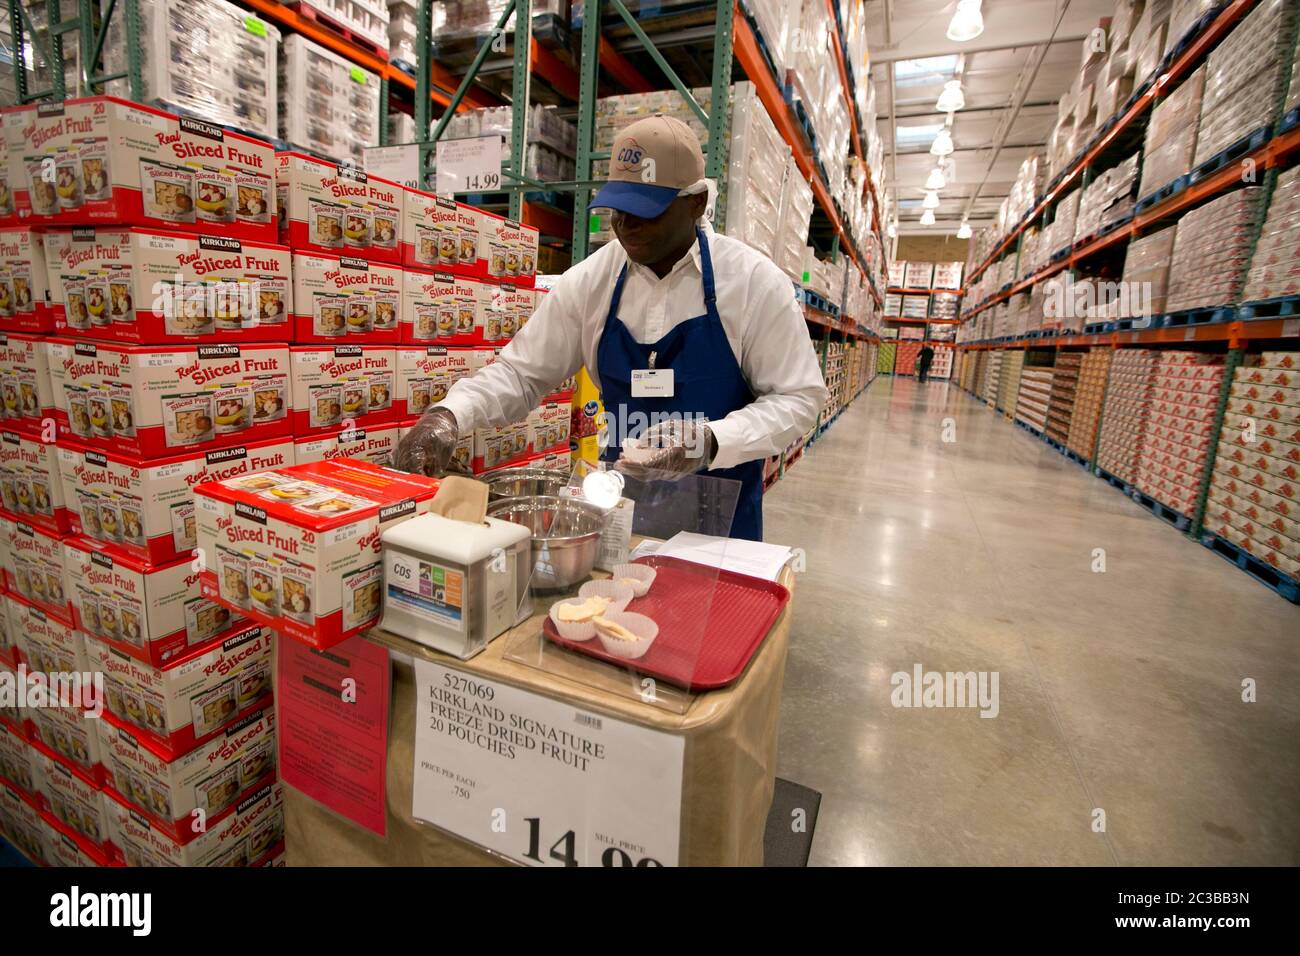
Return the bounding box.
[394,406,463,477]
[614,417,714,482]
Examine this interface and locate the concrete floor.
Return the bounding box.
[763,375,1300,866]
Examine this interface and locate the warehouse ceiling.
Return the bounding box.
[867,0,1118,236]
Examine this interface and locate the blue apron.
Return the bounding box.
[596,227,764,541]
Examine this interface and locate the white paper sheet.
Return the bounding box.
[650,532,794,582]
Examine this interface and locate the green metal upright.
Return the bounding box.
[507,0,531,222]
[7,0,144,102]
[705,0,733,183]
[570,0,604,260]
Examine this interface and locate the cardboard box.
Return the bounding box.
[104,779,284,867]
[96,704,275,842]
[480,209,539,286]
[0,229,52,332]
[0,429,70,534]
[0,716,37,794]
[55,435,295,564]
[528,401,571,453]
[276,152,401,263]
[11,97,276,241]
[85,623,273,757]
[473,422,532,473]
[45,228,292,344]
[27,701,103,780]
[194,459,439,648]
[62,537,215,668]
[40,811,114,866]
[0,331,58,431]
[403,188,538,284]
[292,422,403,466]
[289,345,397,436]
[0,783,51,864]
[400,268,493,344]
[393,344,490,418]
[290,251,401,344]
[31,740,110,848]
[56,340,291,457]
[6,519,70,619]
[6,592,87,677]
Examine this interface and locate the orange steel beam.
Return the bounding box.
[599,36,654,93]
[531,38,580,100]
[825,0,864,163]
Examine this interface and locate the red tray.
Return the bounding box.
[541,555,790,691]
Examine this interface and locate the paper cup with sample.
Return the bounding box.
[247,557,278,617]
[594,611,658,660]
[109,274,134,325]
[251,381,286,423]
[171,502,196,554]
[64,276,91,329]
[347,295,374,333]
[164,393,214,447]
[192,684,238,739]
[237,662,271,707]
[343,564,382,630]
[315,297,347,337]
[195,172,236,224]
[109,385,135,436]
[343,210,372,249]
[217,547,251,610]
[312,204,344,247]
[55,154,83,209]
[141,160,195,222]
[214,385,252,436]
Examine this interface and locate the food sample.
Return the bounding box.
[557,596,611,623]
[592,615,638,642]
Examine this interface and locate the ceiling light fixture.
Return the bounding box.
[925,166,947,190]
[930,127,954,156]
[936,79,966,113]
[947,0,985,43]
[923,190,940,209]
[920,210,936,226]
[957,220,972,239]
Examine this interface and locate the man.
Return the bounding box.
[395,114,828,541]
[917,344,935,384]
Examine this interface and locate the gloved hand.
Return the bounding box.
[394,406,462,477]
[614,418,715,482]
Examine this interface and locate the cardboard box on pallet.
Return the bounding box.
[403,189,485,274]
[41,811,114,866]
[62,537,214,668]
[0,228,52,332]
[293,422,402,467]
[6,592,87,677]
[528,401,571,454]
[96,704,275,842]
[105,779,284,867]
[85,623,273,757]
[289,345,397,437]
[10,97,276,240]
[56,341,291,457]
[0,783,51,865]
[290,251,401,344]
[0,717,37,797]
[276,152,402,264]
[194,459,439,648]
[46,229,292,344]
[6,519,70,619]
[55,435,294,564]
[30,739,110,848]
[0,429,69,534]
[0,331,58,431]
[473,422,532,473]
[401,269,493,345]
[394,344,490,419]
[27,702,103,781]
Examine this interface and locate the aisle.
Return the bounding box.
[763,375,1300,866]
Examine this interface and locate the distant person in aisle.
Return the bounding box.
[395,114,829,541]
[917,344,935,383]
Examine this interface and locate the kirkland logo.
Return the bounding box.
[226,709,265,737]
[2,432,20,445]
[71,227,95,242]
[197,344,241,359]
[199,235,242,253]
[85,450,108,467]
[17,523,34,536]
[37,102,65,117]
[379,499,416,522]
[179,116,224,140]
[0,335,7,346]
[128,808,152,830]
[90,552,115,570]
[436,197,456,210]
[206,446,248,464]
[74,343,99,357]
[339,428,366,442]
[426,346,448,356]
[434,273,455,283]
[223,626,262,652]
[30,606,46,622]
[337,165,367,183]
[234,502,267,523]
[505,219,521,228]
[117,727,139,748]
[333,346,362,358]
[339,256,369,271]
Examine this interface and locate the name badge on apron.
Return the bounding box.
[631,369,674,397]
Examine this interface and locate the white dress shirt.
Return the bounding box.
[440,225,830,471]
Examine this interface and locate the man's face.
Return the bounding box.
[612,194,706,266]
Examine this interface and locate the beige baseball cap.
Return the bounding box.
[588,114,705,218]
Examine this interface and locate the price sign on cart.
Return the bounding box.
[412,660,684,866]
[436,134,502,196]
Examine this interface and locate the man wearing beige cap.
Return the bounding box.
[396,114,828,541]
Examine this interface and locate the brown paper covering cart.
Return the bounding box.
[282,567,794,866]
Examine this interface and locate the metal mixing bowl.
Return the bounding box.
[484,467,571,502]
[487,495,606,591]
